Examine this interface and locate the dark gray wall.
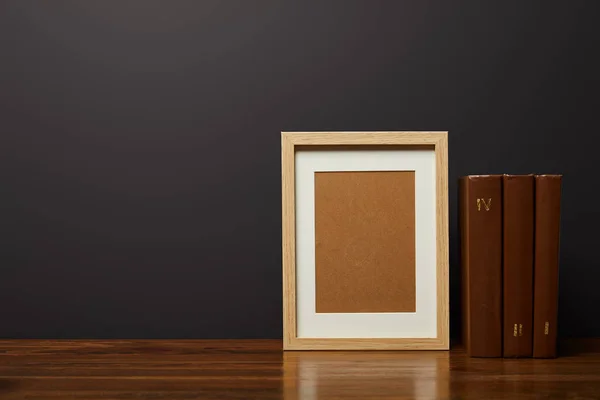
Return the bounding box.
[1,1,598,339]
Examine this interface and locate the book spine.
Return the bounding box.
[459,176,503,357]
[533,175,562,358]
[503,175,535,357]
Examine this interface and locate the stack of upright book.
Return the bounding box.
[459,174,562,358]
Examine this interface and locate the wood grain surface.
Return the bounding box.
[1,340,599,399]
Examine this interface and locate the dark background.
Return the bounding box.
[1,1,598,339]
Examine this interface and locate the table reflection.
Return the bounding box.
[283,351,450,399]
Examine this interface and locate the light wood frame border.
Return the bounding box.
[282,131,449,350]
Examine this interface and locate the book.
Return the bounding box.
[533,174,563,358]
[459,175,503,357]
[502,174,535,357]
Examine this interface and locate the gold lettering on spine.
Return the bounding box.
[477,198,492,211]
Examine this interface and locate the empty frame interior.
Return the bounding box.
[314,171,416,313]
[295,146,438,339]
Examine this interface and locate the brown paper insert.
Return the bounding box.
[314,171,416,313]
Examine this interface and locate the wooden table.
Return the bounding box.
[1,340,599,399]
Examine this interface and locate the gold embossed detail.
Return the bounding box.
[545,322,550,335]
[477,198,492,211]
[513,324,518,337]
[519,324,523,337]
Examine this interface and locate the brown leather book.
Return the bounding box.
[459,175,503,357]
[503,174,535,357]
[533,175,563,358]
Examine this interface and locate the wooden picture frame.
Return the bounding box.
[281,131,449,350]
